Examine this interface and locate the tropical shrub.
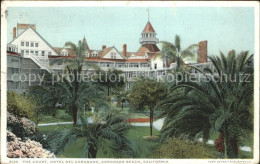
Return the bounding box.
[157,50,253,158]
[151,137,215,158]
[7,92,37,120]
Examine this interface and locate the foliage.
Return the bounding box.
[128,77,167,136]
[7,112,38,139]
[151,137,215,158]
[7,92,37,121]
[45,110,137,158]
[7,130,55,158]
[96,68,126,96]
[51,39,107,125]
[157,50,253,158]
[160,35,198,69]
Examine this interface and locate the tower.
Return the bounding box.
[83,36,90,50]
[137,21,160,53]
[139,21,159,45]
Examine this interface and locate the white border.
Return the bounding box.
[1,1,259,164]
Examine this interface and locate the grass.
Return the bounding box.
[38,124,72,135]
[39,109,72,124]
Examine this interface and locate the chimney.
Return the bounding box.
[102,45,106,50]
[197,40,207,63]
[123,44,127,55]
[13,27,16,40]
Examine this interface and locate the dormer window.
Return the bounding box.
[92,52,98,57]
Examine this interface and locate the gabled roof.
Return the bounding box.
[54,47,76,56]
[137,44,160,53]
[142,21,155,33]
[9,27,58,56]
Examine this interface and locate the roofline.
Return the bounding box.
[9,26,58,56]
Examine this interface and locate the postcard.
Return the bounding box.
[1,1,259,164]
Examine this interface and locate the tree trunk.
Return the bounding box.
[107,87,110,96]
[121,102,124,110]
[149,110,154,136]
[88,146,98,158]
[223,126,238,158]
[72,105,78,126]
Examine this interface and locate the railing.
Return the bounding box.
[139,37,159,44]
[26,54,51,73]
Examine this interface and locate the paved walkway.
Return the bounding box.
[38,117,252,152]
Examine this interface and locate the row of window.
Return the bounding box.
[21,41,39,47]
[21,49,51,56]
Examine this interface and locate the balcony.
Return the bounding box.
[139,37,159,44]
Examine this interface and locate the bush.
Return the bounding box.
[7,92,37,120]
[151,137,215,158]
[7,130,55,158]
[7,112,38,139]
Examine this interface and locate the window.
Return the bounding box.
[30,42,34,47]
[35,43,38,47]
[154,63,157,69]
[42,51,45,56]
[30,51,34,55]
[111,53,116,59]
[21,50,24,55]
[26,50,29,55]
[26,42,29,47]
[21,42,24,46]
[35,51,38,56]
[48,52,51,56]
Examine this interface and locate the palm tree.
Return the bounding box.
[46,109,137,158]
[50,40,106,125]
[96,68,126,97]
[156,50,253,158]
[160,35,198,70]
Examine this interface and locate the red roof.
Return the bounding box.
[48,55,76,59]
[142,21,155,33]
[126,59,149,63]
[7,51,20,57]
[138,44,160,53]
[86,58,126,62]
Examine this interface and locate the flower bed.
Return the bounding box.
[126,117,155,123]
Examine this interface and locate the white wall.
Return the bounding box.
[151,56,164,70]
[10,28,58,59]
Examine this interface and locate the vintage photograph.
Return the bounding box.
[1,1,259,163]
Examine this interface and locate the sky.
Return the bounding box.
[7,7,255,56]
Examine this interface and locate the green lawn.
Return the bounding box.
[39,109,72,124]
[38,124,72,135]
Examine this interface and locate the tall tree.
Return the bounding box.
[50,39,105,125]
[128,77,167,136]
[156,50,253,158]
[160,35,197,70]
